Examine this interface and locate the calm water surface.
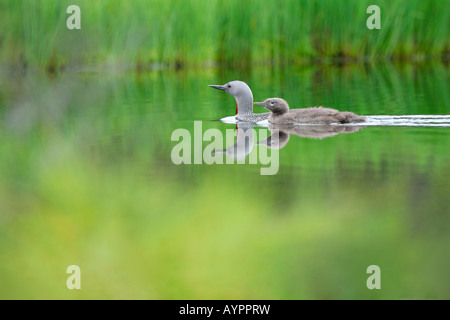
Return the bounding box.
[0,63,448,299]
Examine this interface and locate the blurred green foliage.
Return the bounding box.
[0,0,448,70]
[0,63,449,299]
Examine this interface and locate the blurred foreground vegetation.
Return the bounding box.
[0,63,449,299]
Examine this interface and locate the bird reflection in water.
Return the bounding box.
[257,124,365,149]
[212,123,365,159]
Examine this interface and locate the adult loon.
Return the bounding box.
[209,80,269,122]
[254,98,366,124]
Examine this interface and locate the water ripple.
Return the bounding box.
[221,115,450,128]
[354,115,450,127]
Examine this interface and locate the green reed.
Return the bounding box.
[0,0,448,70]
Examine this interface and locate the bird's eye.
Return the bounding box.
[270,101,275,105]
[227,85,231,88]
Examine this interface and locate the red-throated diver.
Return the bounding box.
[254,98,366,124]
[209,81,269,122]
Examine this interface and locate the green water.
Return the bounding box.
[0,63,449,299]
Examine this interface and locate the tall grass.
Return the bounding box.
[0,0,448,70]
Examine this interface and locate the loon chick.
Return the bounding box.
[254,98,366,124]
[209,80,269,122]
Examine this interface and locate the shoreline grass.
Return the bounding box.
[0,0,449,72]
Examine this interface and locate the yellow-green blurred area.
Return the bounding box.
[0,0,449,300]
[0,64,449,299]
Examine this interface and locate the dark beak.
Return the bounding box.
[211,149,226,156]
[209,85,226,91]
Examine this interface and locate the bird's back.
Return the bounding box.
[272,107,365,124]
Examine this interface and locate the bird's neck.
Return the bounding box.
[268,113,284,123]
[235,93,254,116]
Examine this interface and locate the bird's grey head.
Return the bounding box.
[254,98,289,115]
[209,80,253,100]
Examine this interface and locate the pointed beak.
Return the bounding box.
[211,149,226,156]
[256,140,267,146]
[254,102,266,107]
[209,85,226,91]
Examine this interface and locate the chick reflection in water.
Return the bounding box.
[257,124,364,149]
[210,121,363,175]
